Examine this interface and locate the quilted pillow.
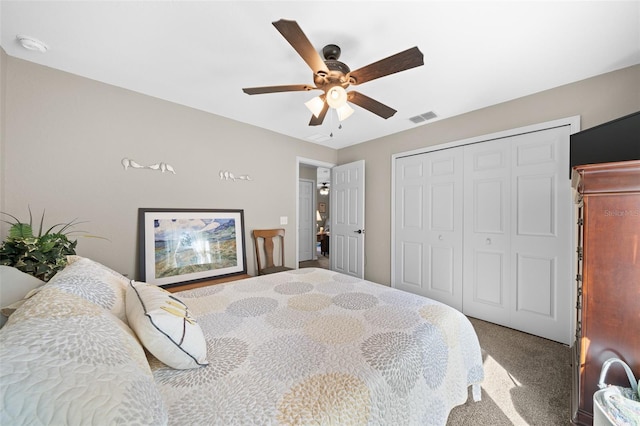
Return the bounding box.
[0,266,45,328]
[126,280,208,369]
[46,256,129,325]
[0,285,168,425]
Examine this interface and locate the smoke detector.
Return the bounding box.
[16,35,48,53]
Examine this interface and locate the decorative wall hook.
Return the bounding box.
[122,158,176,174]
[219,170,251,182]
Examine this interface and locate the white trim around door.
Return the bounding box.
[296,157,336,268]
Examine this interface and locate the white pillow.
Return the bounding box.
[126,280,208,369]
[0,266,45,328]
[1,286,168,425]
[47,256,130,325]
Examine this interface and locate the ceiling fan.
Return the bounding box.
[242,19,424,126]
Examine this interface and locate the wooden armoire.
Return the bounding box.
[571,160,640,425]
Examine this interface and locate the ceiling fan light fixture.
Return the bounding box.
[305,96,325,118]
[326,86,348,109]
[336,104,354,121]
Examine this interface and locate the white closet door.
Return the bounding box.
[509,126,571,343]
[462,126,571,343]
[393,123,572,344]
[394,149,464,310]
[462,139,512,325]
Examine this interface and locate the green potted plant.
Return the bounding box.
[0,209,86,281]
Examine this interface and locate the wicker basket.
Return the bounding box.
[593,358,640,426]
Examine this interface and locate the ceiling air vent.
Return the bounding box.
[409,111,437,124]
[307,134,332,143]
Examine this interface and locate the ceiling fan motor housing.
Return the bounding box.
[314,45,351,89]
[322,44,341,60]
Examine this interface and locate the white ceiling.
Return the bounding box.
[2,1,639,149]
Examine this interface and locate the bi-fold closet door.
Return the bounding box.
[394,126,572,344]
[394,148,464,311]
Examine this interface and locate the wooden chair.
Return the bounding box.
[252,229,294,275]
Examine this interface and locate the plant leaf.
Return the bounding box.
[8,223,34,239]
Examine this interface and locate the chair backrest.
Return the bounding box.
[252,229,286,274]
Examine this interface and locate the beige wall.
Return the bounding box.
[299,165,316,181]
[0,48,6,216]
[338,64,640,285]
[1,54,337,278]
[2,50,638,285]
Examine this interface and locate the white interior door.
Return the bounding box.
[331,160,365,278]
[462,139,512,325]
[298,179,314,262]
[394,149,464,310]
[508,126,571,343]
[463,126,572,343]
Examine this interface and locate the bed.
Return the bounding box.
[0,257,483,425]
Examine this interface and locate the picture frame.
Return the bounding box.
[138,208,247,287]
[318,202,326,213]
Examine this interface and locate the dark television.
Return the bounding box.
[570,111,640,175]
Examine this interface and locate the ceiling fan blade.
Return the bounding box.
[242,84,316,95]
[348,47,424,85]
[272,19,330,75]
[348,91,397,119]
[309,101,329,126]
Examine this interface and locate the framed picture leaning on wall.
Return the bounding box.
[138,208,247,287]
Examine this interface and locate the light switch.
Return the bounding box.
[280,216,288,225]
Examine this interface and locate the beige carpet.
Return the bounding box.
[447,317,571,425]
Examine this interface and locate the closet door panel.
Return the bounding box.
[402,185,423,228]
[394,149,463,310]
[400,241,423,287]
[516,254,554,316]
[474,250,506,306]
[510,126,571,344]
[474,179,506,233]
[395,156,427,292]
[425,150,463,310]
[430,246,454,294]
[463,140,511,325]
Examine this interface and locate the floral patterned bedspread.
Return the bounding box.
[151,268,484,425]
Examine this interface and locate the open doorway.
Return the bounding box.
[296,157,335,270]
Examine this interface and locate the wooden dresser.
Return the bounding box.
[571,160,640,425]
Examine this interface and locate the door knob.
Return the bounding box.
[354,229,365,234]
[486,238,492,245]
[438,235,444,241]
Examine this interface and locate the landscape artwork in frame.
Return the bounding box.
[138,208,247,287]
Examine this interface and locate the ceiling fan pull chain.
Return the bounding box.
[329,108,335,137]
